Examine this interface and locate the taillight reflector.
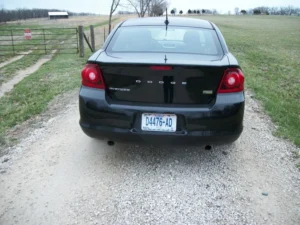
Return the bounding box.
[217,68,244,93]
[81,64,105,89]
[150,66,172,71]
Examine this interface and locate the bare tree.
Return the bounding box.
[127,0,152,17]
[109,0,121,33]
[149,0,167,17]
[269,7,278,15]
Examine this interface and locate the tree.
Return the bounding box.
[127,0,152,17]
[193,10,197,14]
[253,9,261,15]
[171,9,175,15]
[234,7,239,15]
[171,8,176,15]
[149,0,167,16]
[188,9,192,14]
[179,10,183,15]
[197,10,200,14]
[240,10,247,15]
[269,7,278,15]
[109,0,121,33]
[202,9,205,14]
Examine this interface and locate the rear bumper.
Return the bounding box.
[80,125,242,145]
[79,86,244,145]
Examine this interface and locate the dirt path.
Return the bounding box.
[0,51,32,69]
[0,91,299,225]
[0,52,54,98]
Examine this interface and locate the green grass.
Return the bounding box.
[0,56,12,63]
[195,15,300,146]
[0,52,41,84]
[0,51,87,143]
[0,24,43,30]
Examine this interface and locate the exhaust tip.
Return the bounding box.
[107,141,115,146]
[205,145,212,151]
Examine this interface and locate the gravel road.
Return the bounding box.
[0,91,299,225]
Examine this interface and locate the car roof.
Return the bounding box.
[121,17,214,29]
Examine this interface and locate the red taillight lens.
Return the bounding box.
[217,68,244,93]
[150,66,172,71]
[81,64,105,89]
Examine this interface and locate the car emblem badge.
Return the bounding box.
[203,90,213,94]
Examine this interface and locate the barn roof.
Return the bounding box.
[48,12,68,16]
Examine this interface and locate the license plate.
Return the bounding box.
[141,113,177,132]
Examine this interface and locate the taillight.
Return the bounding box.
[81,64,105,89]
[217,68,244,93]
[150,66,172,71]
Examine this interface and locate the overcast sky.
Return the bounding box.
[1,0,300,14]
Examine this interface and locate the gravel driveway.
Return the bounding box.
[0,91,299,225]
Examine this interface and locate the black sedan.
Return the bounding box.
[79,17,244,145]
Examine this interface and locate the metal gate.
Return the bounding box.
[0,28,78,56]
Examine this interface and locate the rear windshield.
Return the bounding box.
[106,26,223,55]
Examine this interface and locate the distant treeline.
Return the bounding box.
[247,6,300,15]
[0,8,96,23]
[118,11,136,15]
[187,9,216,14]
[187,6,300,15]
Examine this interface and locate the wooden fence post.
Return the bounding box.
[104,27,106,43]
[78,25,84,57]
[90,25,95,52]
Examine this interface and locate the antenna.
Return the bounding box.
[164,8,169,31]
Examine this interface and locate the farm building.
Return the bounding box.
[48,12,69,19]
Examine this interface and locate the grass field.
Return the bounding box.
[195,15,300,146]
[0,15,115,29]
[0,15,299,147]
[0,15,127,145]
[0,51,85,135]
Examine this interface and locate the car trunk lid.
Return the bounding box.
[94,52,229,105]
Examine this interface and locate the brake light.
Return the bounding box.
[150,66,172,71]
[81,64,105,89]
[217,68,244,93]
